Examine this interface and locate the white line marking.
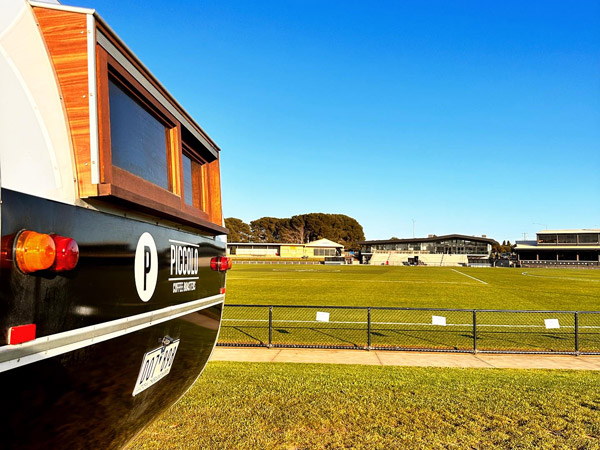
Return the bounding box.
[521,272,600,283]
[450,269,488,285]
[168,277,199,281]
[168,239,199,247]
[226,277,475,285]
[222,318,597,329]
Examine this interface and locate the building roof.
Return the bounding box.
[227,242,282,246]
[537,229,600,234]
[227,239,344,248]
[515,243,600,250]
[304,238,344,248]
[359,234,498,246]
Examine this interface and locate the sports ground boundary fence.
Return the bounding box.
[218,305,600,355]
[233,260,321,265]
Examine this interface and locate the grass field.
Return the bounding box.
[129,362,600,449]
[224,265,600,310]
[128,267,600,449]
[220,265,600,352]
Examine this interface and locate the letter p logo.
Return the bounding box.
[135,233,158,302]
[144,246,151,290]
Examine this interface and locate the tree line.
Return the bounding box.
[225,214,366,251]
[492,240,514,254]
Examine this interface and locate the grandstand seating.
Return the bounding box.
[369,252,468,267]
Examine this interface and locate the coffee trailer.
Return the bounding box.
[0,1,230,448]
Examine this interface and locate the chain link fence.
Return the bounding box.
[218,305,600,355]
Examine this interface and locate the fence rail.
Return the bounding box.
[218,304,600,355]
[520,260,600,268]
[232,260,322,265]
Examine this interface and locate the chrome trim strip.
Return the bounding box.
[87,13,100,184]
[0,294,225,373]
[96,31,218,160]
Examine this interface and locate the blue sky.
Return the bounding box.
[73,0,600,242]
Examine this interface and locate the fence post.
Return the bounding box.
[268,306,273,348]
[575,311,579,356]
[472,310,477,354]
[367,307,371,350]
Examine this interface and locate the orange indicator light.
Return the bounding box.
[15,231,56,273]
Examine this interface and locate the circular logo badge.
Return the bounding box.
[134,232,158,302]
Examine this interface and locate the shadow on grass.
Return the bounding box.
[220,324,593,353]
[223,326,266,345]
[377,328,472,350]
[477,330,574,352]
[370,331,386,337]
[308,327,361,347]
[271,325,365,348]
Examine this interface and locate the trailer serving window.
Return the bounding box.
[108,77,171,190]
[181,139,211,212]
[182,153,194,206]
[93,47,223,232]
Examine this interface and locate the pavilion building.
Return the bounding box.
[515,229,600,268]
[227,238,344,260]
[358,234,497,266]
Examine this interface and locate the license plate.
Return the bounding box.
[132,339,180,396]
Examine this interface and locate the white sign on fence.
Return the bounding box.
[432,315,447,326]
[545,318,560,329]
[316,311,330,322]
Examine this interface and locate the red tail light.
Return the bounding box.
[50,235,79,272]
[12,230,79,274]
[210,256,232,272]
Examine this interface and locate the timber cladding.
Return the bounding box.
[207,159,223,226]
[33,7,97,197]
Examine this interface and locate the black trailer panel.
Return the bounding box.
[0,189,226,449]
[0,189,226,340]
[0,304,221,449]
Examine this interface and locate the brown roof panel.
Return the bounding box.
[359,234,499,246]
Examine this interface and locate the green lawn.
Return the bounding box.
[220,265,600,352]
[129,361,600,450]
[224,265,600,310]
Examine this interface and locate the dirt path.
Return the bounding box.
[212,347,600,370]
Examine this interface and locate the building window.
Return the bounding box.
[558,234,577,244]
[578,234,599,244]
[108,78,170,189]
[538,234,557,244]
[314,248,336,257]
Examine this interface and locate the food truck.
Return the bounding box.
[0,1,229,447]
